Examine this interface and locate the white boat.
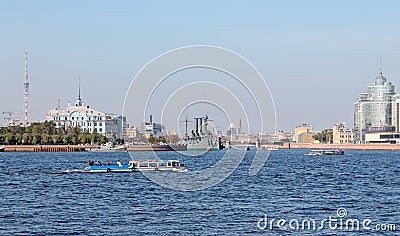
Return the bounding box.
[86,142,127,152]
[85,159,187,173]
[308,149,344,155]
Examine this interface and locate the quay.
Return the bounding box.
[1,145,96,152]
[282,142,400,150]
[0,144,188,152]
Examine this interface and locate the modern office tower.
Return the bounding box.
[354,69,395,143]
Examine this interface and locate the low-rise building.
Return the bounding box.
[332,122,354,144]
[258,131,294,143]
[365,125,399,143]
[297,132,315,143]
[294,124,315,143]
[140,115,165,138]
[365,132,400,144]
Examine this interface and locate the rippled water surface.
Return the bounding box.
[0,149,399,235]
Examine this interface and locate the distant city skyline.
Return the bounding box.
[1,1,399,131]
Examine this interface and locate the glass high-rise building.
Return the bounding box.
[354,70,396,143]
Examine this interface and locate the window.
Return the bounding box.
[150,163,157,167]
[139,163,148,168]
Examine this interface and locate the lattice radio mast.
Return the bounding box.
[24,50,29,126]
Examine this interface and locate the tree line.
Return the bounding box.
[0,121,107,145]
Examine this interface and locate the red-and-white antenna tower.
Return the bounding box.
[24,50,30,126]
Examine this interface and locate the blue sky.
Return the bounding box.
[0,0,399,132]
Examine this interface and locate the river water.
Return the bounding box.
[0,149,399,235]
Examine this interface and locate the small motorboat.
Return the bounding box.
[308,149,344,156]
[86,142,127,152]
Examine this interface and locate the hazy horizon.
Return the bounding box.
[1,1,399,133]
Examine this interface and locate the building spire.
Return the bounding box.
[76,77,82,106]
[379,57,382,75]
[78,76,81,100]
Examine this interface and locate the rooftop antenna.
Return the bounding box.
[24,50,29,126]
[180,116,192,137]
[57,98,61,110]
[379,57,382,75]
[179,97,192,137]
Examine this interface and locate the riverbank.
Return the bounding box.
[282,142,400,150]
[1,145,96,152]
[3,143,399,152]
[0,144,188,152]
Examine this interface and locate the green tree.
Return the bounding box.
[22,133,30,144]
[0,121,109,145]
[137,135,148,144]
[4,133,15,145]
[78,133,87,144]
[98,135,106,144]
[62,134,70,144]
[32,135,41,145]
[313,129,333,143]
[42,134,51,145]
[51,134,59,144]
[158,136,166,143]
[148,136,157,144]
[15,133,22,144]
